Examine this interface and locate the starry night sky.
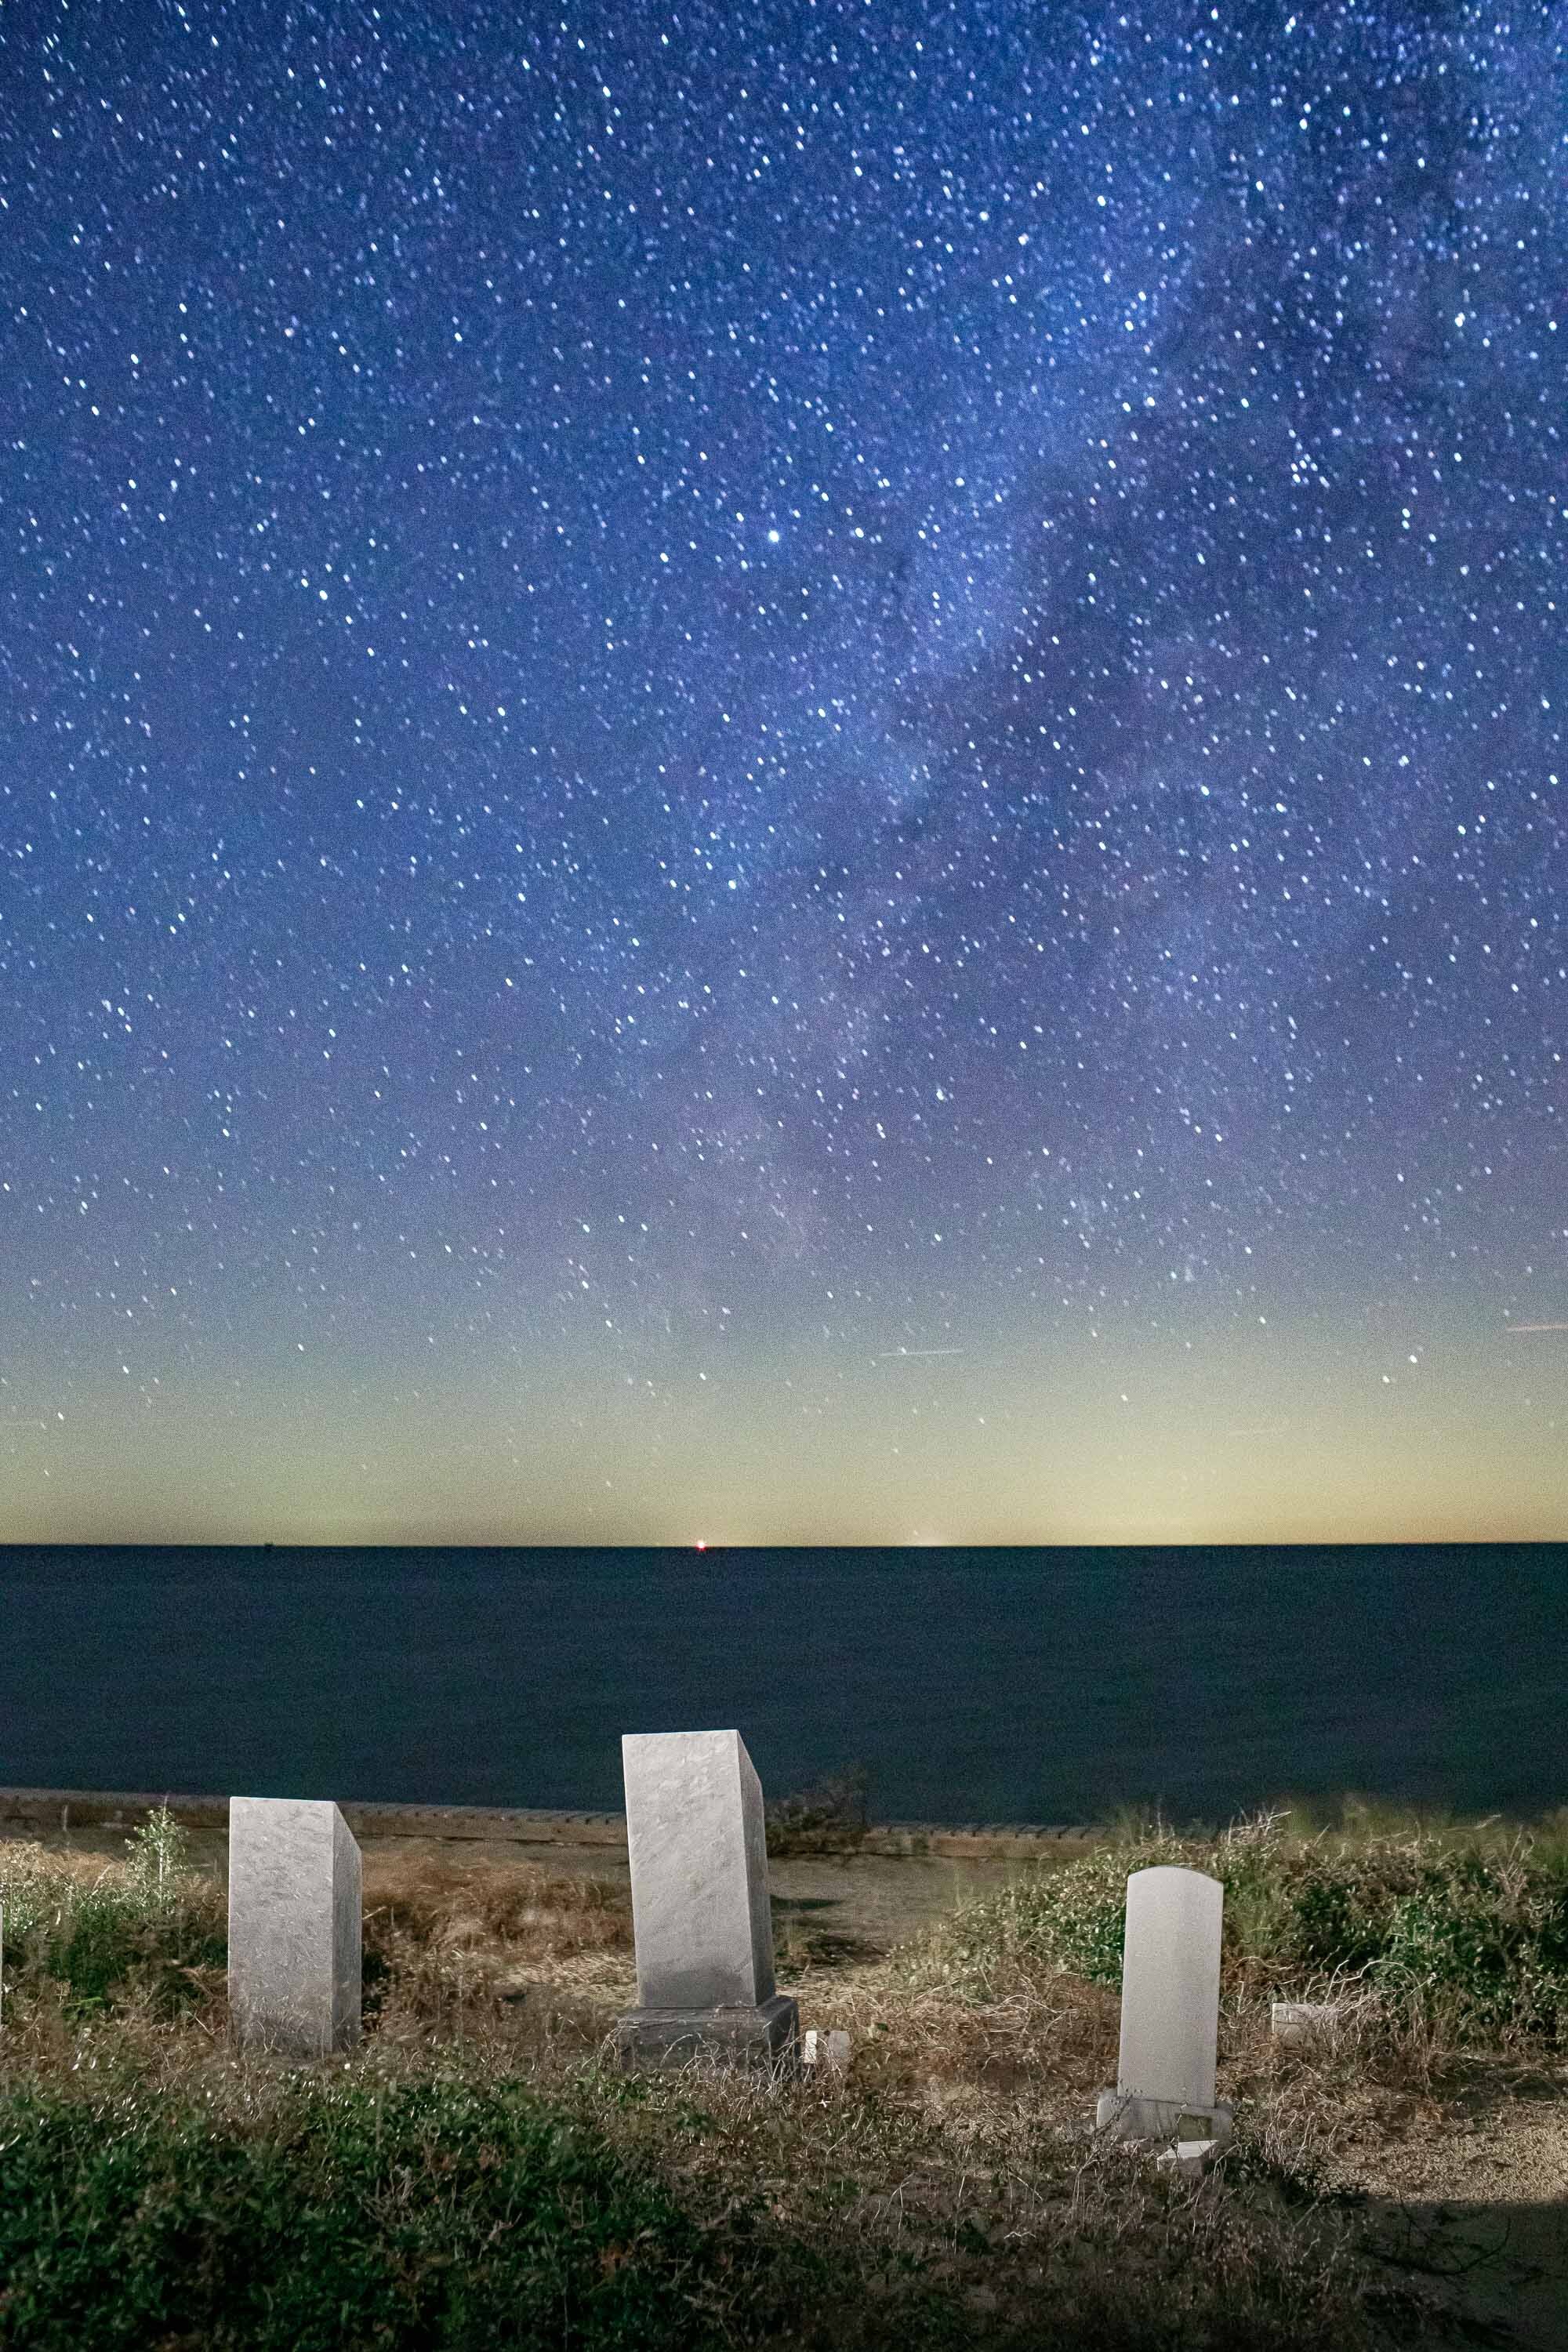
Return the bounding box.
[3,0,1564,1548]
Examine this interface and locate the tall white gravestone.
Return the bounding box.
[1096,1864,1233,2146]
[228,1797,362,2059]
[614,1728,799,2073]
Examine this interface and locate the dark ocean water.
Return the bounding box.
[2,1543,1565,1828]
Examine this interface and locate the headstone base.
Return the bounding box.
[615,1991,800,2074]
[1095,2089,1234,2145]
[1157,2139,1224,2181]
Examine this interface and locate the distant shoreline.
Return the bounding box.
[0,1783,1098,1860]
[5,1783,1563,1864]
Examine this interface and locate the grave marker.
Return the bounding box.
[1272,1998,1349,2044]
[228,1797,361,2059]
[1096,1864,1232,2147]
[614,1729,799,2073]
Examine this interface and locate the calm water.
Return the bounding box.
[2,1543,1565,1827]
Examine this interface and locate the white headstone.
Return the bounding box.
[622,1729,774,2010]
[1097,1864,1231,2143]
[228,1797,361,2059]
[614,1729,799,2073]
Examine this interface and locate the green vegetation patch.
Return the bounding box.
[908,1810,1568,2044]
[0,2070,721,2352]
[0,1809,227,2023]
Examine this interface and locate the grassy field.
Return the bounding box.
[1,1795,1566,2347]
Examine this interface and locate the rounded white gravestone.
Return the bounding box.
[1095,1864,1232,2144]
[1118,1864,1223,2111]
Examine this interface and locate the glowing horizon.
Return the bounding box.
[8,1289,1563,1548]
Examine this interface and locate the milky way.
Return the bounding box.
[3,2,1564,1545]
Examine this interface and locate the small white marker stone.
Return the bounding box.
[1272,1998,1348,2043]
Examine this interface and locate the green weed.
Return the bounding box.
[1,1821,226,2025]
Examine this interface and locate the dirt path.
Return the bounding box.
[4,1819,1032,1954]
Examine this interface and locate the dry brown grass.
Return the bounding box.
[547,1946,1444,2350]
[360,1847,637,2028]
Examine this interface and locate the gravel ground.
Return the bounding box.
[1332,2074,1568,2351]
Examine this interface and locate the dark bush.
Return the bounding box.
[765,1765,871,1855]
[0,2072,724,2352]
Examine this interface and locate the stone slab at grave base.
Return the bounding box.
[1095,2089,1234,2147]
[615,1991,800,2074]
[1157,2139,1225,2182]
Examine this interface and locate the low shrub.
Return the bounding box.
[906,1809,1568,2044]
[0,2070,723,2352]
[764,1764,871,1855]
